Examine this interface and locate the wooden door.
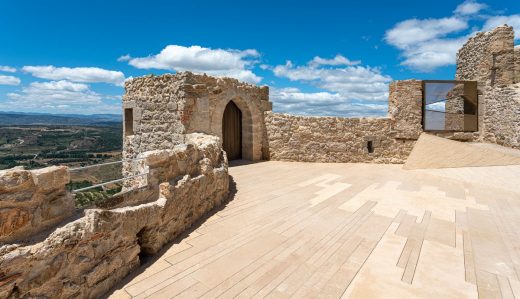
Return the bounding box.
[222,101,242,160]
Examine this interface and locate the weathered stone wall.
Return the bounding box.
[455,25,520,149]
[456,25,515,87]
[515,46,520,83]
[122,72,272,165]
[264,112,415,163]
[0,166,74,244]
[0,133,229,298]
[479,84,520,148]
[264,79,424,164]
[388,80,423,139]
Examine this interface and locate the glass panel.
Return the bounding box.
[423,81,478,132]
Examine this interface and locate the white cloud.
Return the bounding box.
[309,55,361,67]
[454,1,487,15]
[0,66,16,73]
[117,54,131,62]
[270,87,388,117]
[270,56,392,117]
[399,37,468,71]
[30,80,90,92]
[273,58,391,102]
[3,80,120,114]
[385,17,467,49]
[22,65,126,86]
[0,75,21,85]
[386,1,520,72]
[483,15,520,39]
[123,45,262,83]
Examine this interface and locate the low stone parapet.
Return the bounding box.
[264,112,415,163]
[0,166,74,244]
[0,133,229,298]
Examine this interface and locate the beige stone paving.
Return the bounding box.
[109,161,520,298]
[404,134,520,170]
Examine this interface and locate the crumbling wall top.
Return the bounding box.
[456,25,515,86]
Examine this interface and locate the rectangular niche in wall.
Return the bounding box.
[422,80,478,132]
[367,141,374,154]
[124,108,134,136]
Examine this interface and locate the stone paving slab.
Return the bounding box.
[108,161,520,298]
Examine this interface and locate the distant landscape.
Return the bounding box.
[0,112,124,206]
[0,111,122,126]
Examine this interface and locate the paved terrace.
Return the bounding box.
[109,161,520,298]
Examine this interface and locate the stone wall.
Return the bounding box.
[264,112,415,163]
[122,72,272,166]
[388,80,423,139]
[515,46,520,83]
[0,133,229,298]
[455,25,520,149]
[479,84,520,149]
[456,25,515,87]
[0,166,74,244]
[263,79,422,164]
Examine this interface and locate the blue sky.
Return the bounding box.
[0,0,518,117]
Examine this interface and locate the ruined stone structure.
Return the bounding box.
[456,25,516,87]
[123,77,422,164]
[122,73,271,163]
[1,25,519,298]
[119,26,519,164]
[456,25,520,149]
[0,134,229,298]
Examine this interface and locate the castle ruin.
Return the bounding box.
[0,25,519,298]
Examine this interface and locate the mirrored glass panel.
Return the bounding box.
[423,81,478,132]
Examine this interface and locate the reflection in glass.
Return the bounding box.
[423,81,478,132]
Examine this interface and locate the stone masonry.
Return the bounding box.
[264,79,421,163]
[264,113,414,163]
[388,80,423,139]
[515,45,520,83]
[456,25,516,87]
[456,25,520,149]
[0,166,74,244]
[0,133,229,298]
[1,24,520,299]
[122,72,272,163]
[479,84,520,148]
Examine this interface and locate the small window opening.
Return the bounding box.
[367,141,374,154]
[125,108,134,136]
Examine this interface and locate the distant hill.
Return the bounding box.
[0,111,122,126]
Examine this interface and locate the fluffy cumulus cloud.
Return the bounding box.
[454,0,487,15]
[0,75,21,86]
[0,66,16,73]
[270,56,392,117]
[385,17,469,71]
[385,17,468,48]
[121,45,262,83]
[385,1,519,72]
[2,80,120,114]
[271,88,388,117]
[22,66,126,86]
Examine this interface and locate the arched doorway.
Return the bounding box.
[222,101,242,160]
